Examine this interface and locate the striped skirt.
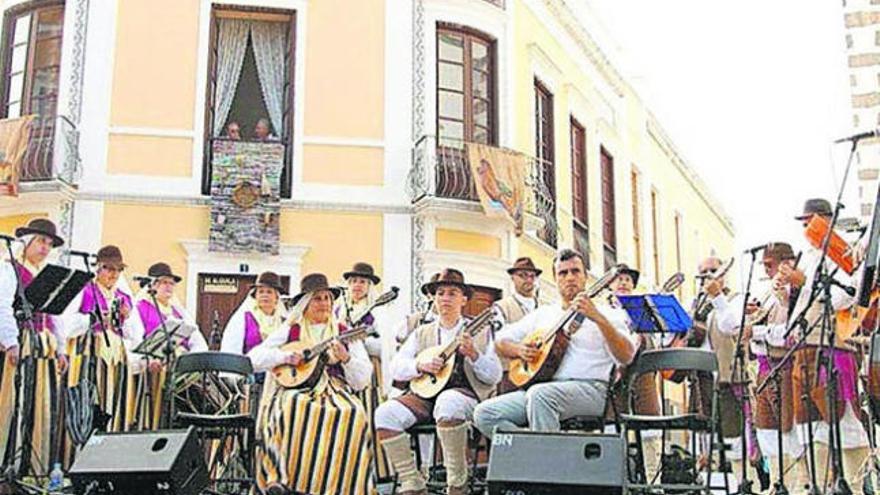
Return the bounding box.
[66,331,130,433]
[355,356,392,482]
[0,349,16,468]
[15,331,61,477]
[257,374,374,495]
[126,365,166,431]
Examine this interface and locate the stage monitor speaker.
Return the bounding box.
[68,426,208,495]
[486,430,624,495]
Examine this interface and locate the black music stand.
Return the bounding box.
[14,264,92,316]
[133,319,198,359]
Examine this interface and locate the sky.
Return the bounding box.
[583,1,857,256]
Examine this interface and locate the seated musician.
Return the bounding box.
[63,245,146,432]
[132,262,207,430]
[221,271,287,356]
[604,263,662,481]
[249,273,373,495]
[785,198,870,488]
[375,268,502,495]
[0,218,68,475]
[473,249,635,436]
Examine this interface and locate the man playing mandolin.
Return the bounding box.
[375,268,502,495]
[474,248,636,437]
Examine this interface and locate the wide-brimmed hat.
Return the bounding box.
[147,262,182,283]
[795,198,832,221]
[96,245,126,270]
[614,263,640,287]
[506,256,543,276]
[420,272,440,296]
[764,242,795,261]
[14,218,64,247]
[420,268,473,297]
[250,271,286,296]
[343,262,381,285]
[291,273,342,306]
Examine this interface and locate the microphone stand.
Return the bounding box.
[732,249,758,495]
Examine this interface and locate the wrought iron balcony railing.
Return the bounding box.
[409,135,558,247]
[15,114,81,184]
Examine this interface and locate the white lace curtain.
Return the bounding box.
[213,18,288,138]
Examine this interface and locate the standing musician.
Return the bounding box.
[62,245,145,434]
[249,273,373,495]
[745,242,805,489]
[335,261,392,482]
[492,257,541,393]
[604,263,662,481]
[1,219,68,476]
[221,271,287,356]
[131,262,207,430]
[375,268,502,495]
[474,249,635,437]
[785,198,870,491]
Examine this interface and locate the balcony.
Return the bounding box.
[409,135,558,247]
[0,114,81,196]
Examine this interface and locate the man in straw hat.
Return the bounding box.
[1,218,68,475]
[376,268,502,495]
[249,272,374,495]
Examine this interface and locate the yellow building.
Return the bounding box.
[0,0,734,338]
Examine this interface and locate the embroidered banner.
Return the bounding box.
[466,142,527,234]
[209,139,283,254]
[0,116,35,197]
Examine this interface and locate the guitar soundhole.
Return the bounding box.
[429,374,437,384]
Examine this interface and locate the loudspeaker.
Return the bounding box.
[486,430,624,495]
[68,426,208,495]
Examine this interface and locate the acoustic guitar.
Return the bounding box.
[507,267,620,389]
[409,307,496,399]
[272,325,378,389]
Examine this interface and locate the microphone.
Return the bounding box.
[63,249,96,259]
[743,243,768,255]
[835,129,880,143]
[0,234,18,243]
[133,275,155,288]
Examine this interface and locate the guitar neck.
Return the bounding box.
[309,326,372,356]
[437,309,493,358]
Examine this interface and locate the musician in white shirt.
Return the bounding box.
[474,248,636,436]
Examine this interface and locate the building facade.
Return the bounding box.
[0,0,734,342]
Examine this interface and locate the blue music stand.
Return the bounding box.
[616,294,692,335]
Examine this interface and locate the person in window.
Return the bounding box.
[250,273,373,495]
[254,118,277,141]
[131,262,207,430]
[0,218,68,476]
[225,121,242,140]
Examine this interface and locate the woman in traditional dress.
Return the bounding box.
[63,245,145,436]
[1,218,68,476]
[131,261,207,430]
[336,262,392,482]
[250,273,373,495]
[221,271,286,356]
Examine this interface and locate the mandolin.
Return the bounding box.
[507,267,620,389]
[347,287,400,327]
[409,307,496,399]
[272,325,378,389]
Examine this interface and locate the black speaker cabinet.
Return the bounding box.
[68,426,208,495]
[487,430,625,495]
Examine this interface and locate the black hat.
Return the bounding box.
[250,271,286,296]
[614,263,640,287]
[343,262,381,285]
[14,218,64,247]
[96,245,126,270]
[506,257,543,276]
[795,198,832,221]
[420,268,473,297]
[147,262,182,283]
[291,273,342,306]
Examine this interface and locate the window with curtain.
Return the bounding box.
[571,117,588,268]
[436,26,496,147]
[600,147,616,270]
[203,7,296,197]
[535,80,556,247]
[0,1,65,180]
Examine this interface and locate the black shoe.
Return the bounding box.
[264,483,289,495]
